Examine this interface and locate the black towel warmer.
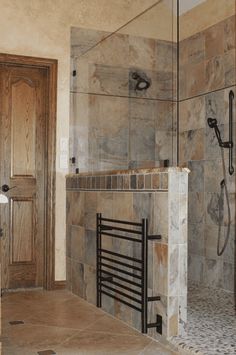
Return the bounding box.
[96,213,162,334]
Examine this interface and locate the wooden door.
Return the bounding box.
[0,64,46,290]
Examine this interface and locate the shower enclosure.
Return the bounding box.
[69,0,236,353]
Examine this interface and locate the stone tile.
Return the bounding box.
[86,314,140,336]
[205,90,225,126]
[168,297,179,337]
[129,35,156,70]
[155,130,173,162]
[188,254,204,284]
[137,174,144,189]
[178,296,187,336]
[66,191,85,226]
[186,61,205,97]
[222,262,234,292]
[83,264,96,304]
[123,175,130,189]
[71,260,84,298]
[156,101,176,131]
[205,21,224,60]
[188,161,204,192]
[179,96,205,132]
[223,225,235,264]
[99,33,129,67]
[114,301,133,329]
[224,15,236,53]
[223,192,235,226]
[144,174,151,189]
[169,245,179,297]
[55,329,150,355]
[152,192,168,242]
[130,174,137,189]
[89,64,129,96]
[179,129,204,164]
[205,55,225,92]
[4,323,77,350]
[203,258,223,289]
[88,94,129,164]
[139,339,178,354]
[205,192,221,226]
[156,40,177,72]
[161,173,168,190]
[186,32,205,65]
[70,226,85,262]
[188,192,204,223]
[188,223,205,257]
[97,192,113,218]
[224,49,236,86]
[129,97,157,122]
[204,224,220,260]
[84,229,96,267]
[179,244,187,297]
[84,191,97,230]
[156,70,176,100]
[130,117,155,162]
[153,243,168,296]
[204,159,223,192]
[111,175,118,189]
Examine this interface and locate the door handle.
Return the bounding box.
[1,184,16,192]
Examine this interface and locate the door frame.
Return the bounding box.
[0,53,57,290]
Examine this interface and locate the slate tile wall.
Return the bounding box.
[179,14,236,293]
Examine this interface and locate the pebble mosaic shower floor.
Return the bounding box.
[171,284,236,355]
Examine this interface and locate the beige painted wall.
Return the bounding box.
[0,0,158,280]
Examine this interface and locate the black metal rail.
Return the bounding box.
[96,213,162,334]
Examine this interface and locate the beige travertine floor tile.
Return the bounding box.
[2,290,182,355]
[54,329,151,354]
[140,340,179,354]
[26,304,104,330]
[85,313,140,335]
[4,323,77,349]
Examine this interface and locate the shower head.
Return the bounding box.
[207,117,218,128]
[131,72,151,91]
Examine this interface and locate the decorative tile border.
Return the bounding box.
[66,172,169,191]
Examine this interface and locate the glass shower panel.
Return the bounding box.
[70,0,178,173]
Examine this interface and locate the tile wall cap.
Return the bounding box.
[66,167,190,178]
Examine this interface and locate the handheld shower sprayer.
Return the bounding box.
[207,91,234,175]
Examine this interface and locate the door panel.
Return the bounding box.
[0,64,46,289]
[11,198,34,263]
[11,79,36,177]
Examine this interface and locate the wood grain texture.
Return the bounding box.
[0,54,57,290]
[11,199,34,263]
[11,79,36,177]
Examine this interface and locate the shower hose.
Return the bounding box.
[217,147,231,256]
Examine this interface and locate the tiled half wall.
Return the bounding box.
[66,168,189,339]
